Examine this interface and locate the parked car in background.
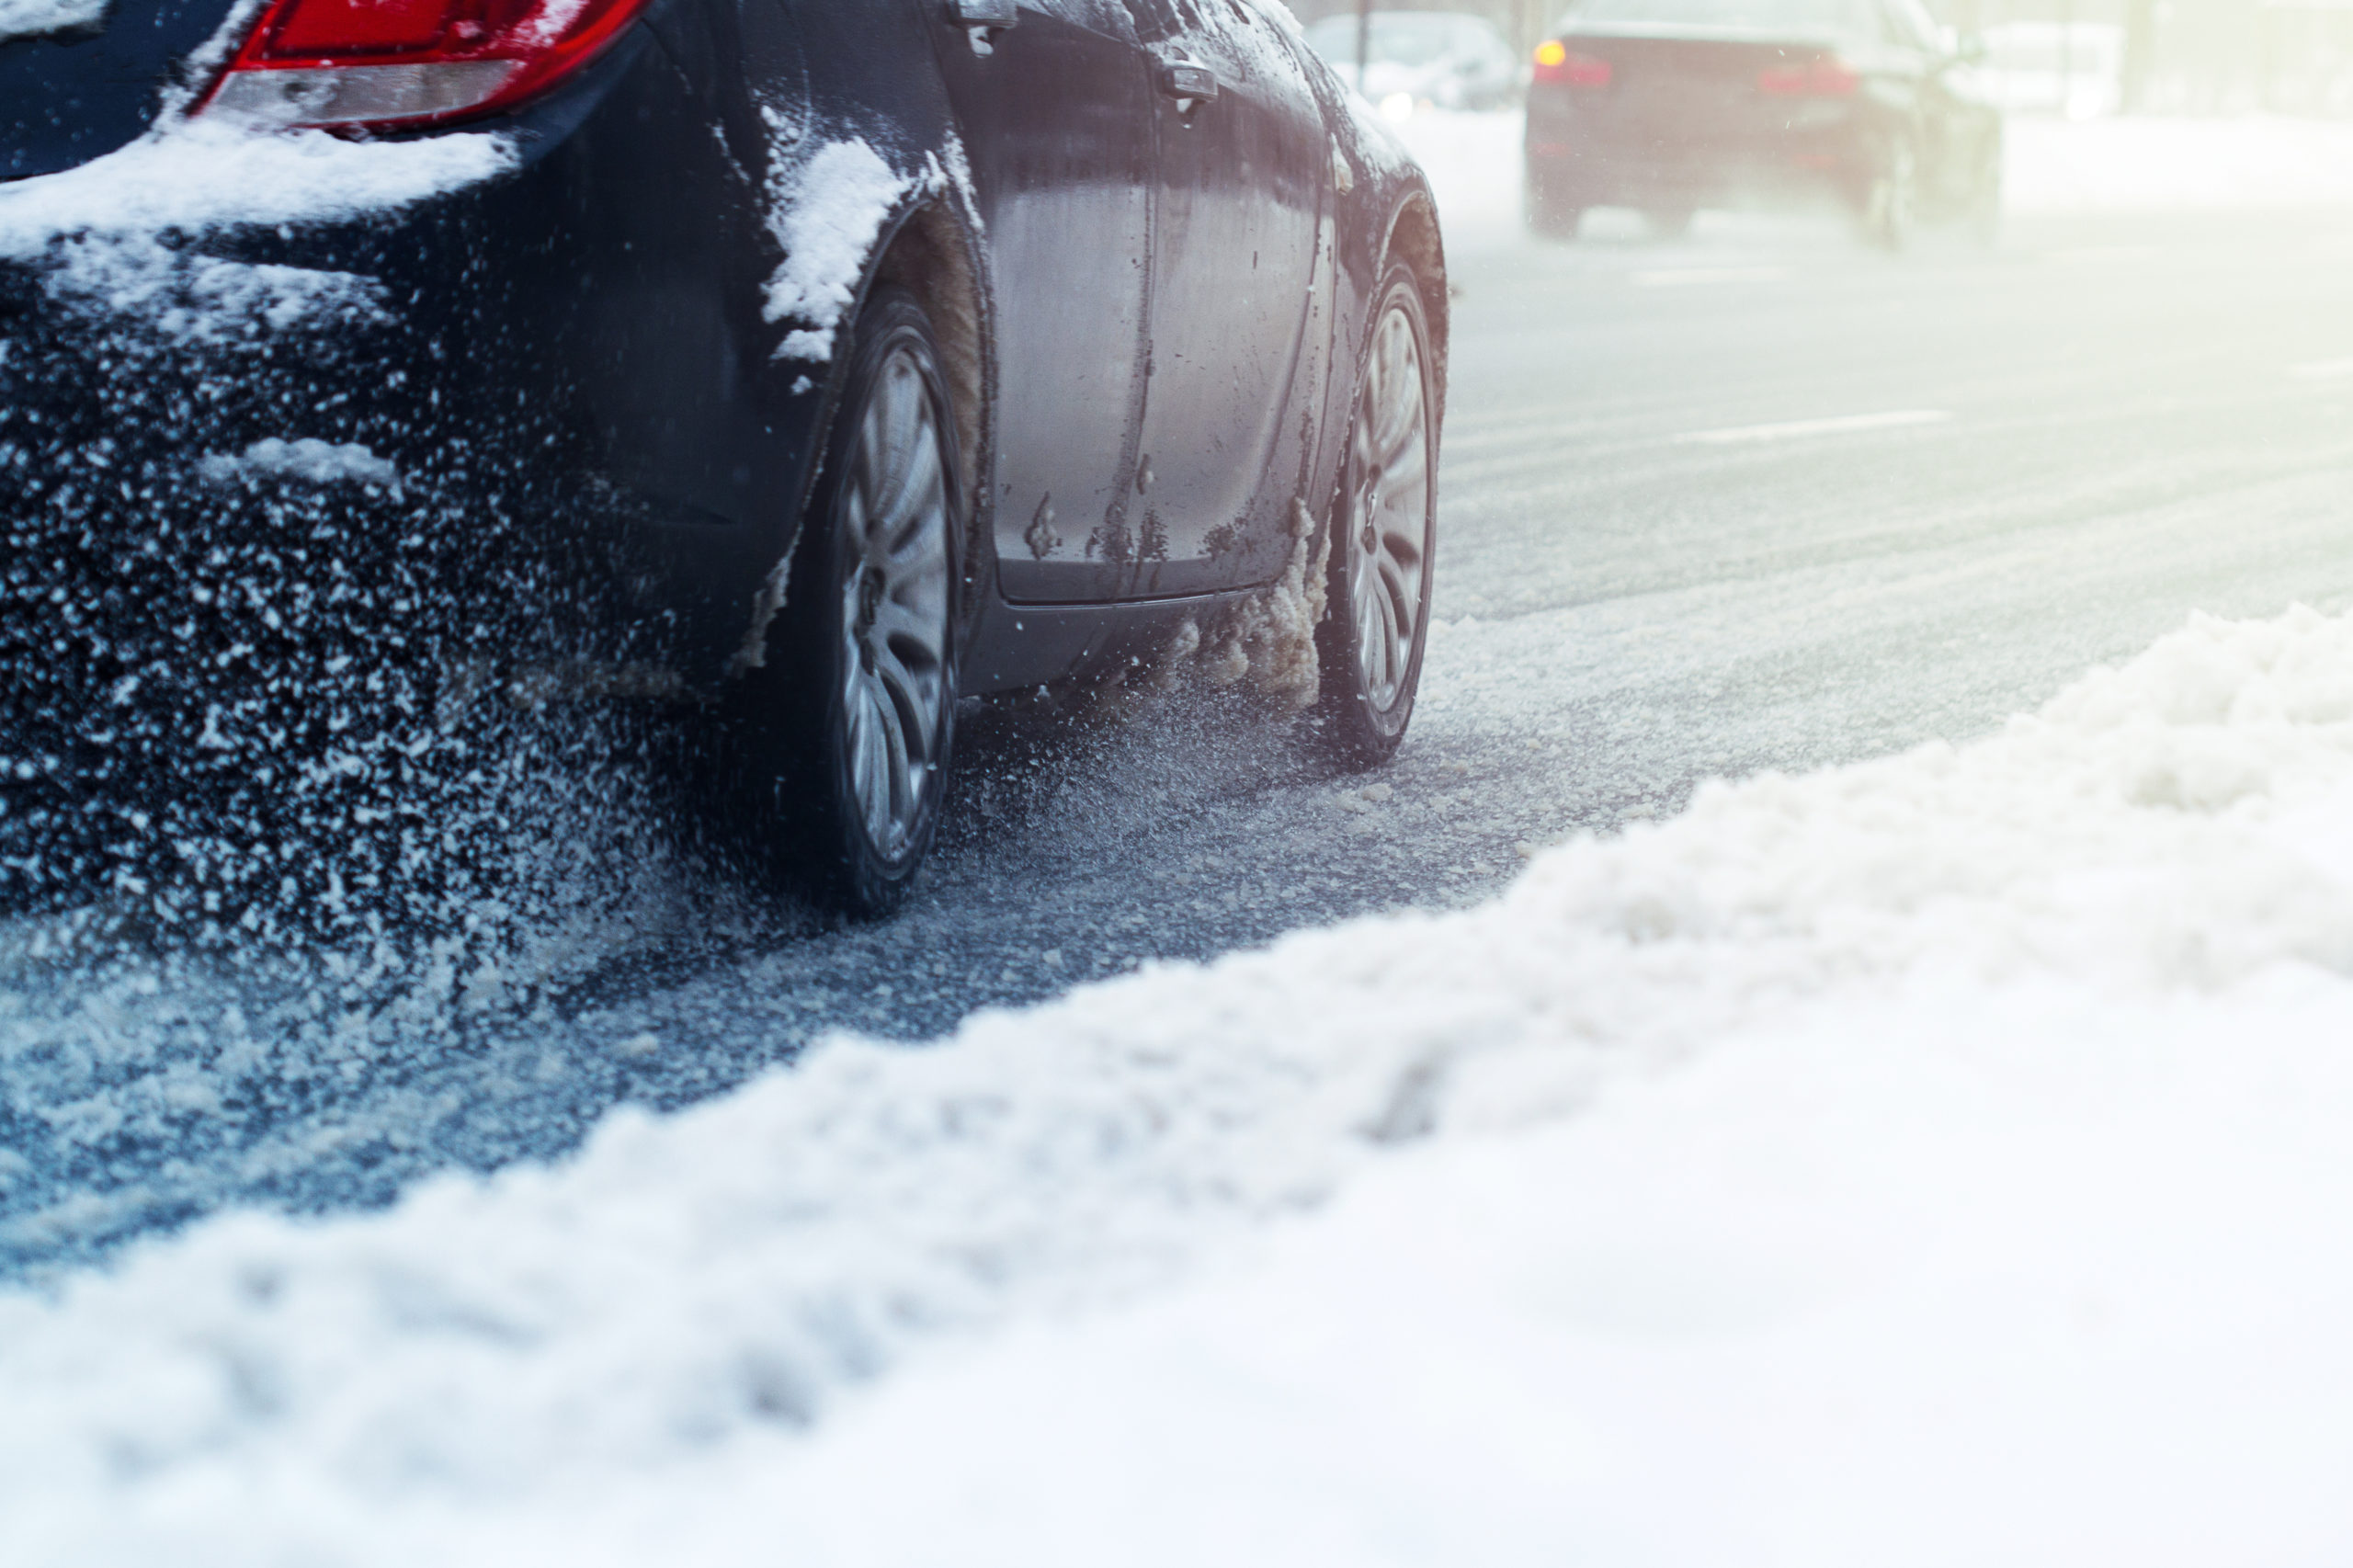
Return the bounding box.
[2,0,1448,922]
[1303,9,1524,112]
[1523,0,2003,245]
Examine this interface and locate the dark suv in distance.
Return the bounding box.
[1,0,1448,922]
[1524,0,2002,245]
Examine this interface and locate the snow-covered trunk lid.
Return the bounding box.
[0,0,241,183]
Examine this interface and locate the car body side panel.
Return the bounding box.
[925,0,1158,608]
[1123,0,1324,599]
[587,0,975,684]
[4,0,1438,710]
[954,0,1442,697]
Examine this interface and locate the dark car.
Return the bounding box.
[0,0,1446,922]
[1523,0,2002,244]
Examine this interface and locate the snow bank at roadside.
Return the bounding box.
[737,970,2353,1568]
[14,605,2353,1562]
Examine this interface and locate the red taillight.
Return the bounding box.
[270,0,464,56]
[200,0,648,131]
[1756,55,1859,97]
[1532,40,1612,88]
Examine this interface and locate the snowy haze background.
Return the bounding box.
[9,103,2353,1563]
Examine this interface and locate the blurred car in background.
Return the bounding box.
[1523,0,2003,245]
[1304,9,1524,113]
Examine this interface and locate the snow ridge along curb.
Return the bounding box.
[11,605,2353,1560]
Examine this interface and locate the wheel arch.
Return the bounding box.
[1322,183,1449,528]
[1375,187,1449,441]
[730,186,995,683]
[865,196,990,530]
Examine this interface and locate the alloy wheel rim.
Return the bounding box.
[1348,296,1432,713]
[836,342,951,858]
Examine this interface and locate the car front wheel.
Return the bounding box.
[1310,260,1438,767]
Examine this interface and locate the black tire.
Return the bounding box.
[726,288,962,918]
[1859,131,1919,252]
[1310,260,1438,768]
[1963,132,2003,247]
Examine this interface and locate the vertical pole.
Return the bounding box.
[2120,0,2155,112]
[1356,0,1373,92]
[2057,0,2074,115]
[2249,5,2268,112]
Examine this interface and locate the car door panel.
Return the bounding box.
[1123,0,1325,598]
[929,0,1158,604]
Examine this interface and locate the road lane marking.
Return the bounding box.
[1676,409,1955,445]
[2045,245,2161,266]
[1630,267,1791,288]
[2290,358,2353,381]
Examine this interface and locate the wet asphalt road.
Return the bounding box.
[875,199,2353,1023]
[10,199,2353,1278]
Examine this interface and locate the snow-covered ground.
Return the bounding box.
[14,86,2353,1565]
[13,605,2353,1563]
[1394,108,2353,253]
[2006,113,2353,214]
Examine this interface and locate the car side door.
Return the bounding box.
[1120,0,1327,598]
[928,0,1159,603]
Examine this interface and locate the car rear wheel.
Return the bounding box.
[728,288,961,917]
[1964,132,2003,246]
[1310,261,1437,767]
[1525,168,1584,239]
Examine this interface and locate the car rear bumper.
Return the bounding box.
[0,36,829,915]
[1525,90,1875,210]
[0,28,813,699]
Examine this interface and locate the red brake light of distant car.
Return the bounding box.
[1756,55,1860,97]
[200,0,648,131]
[1532,40,1612,88]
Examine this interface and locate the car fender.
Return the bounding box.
[1263,10,1449,535]
[726,167,996,686]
